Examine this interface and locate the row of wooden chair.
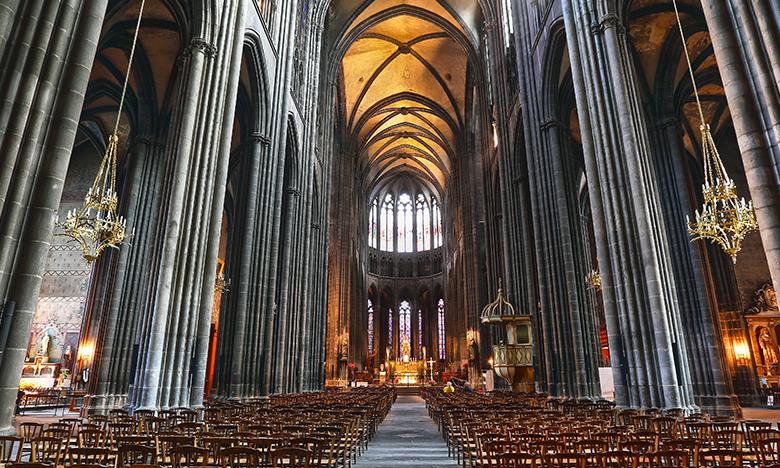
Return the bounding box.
[422,386,780,467]
[8,385,396,467]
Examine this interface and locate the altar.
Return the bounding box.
[391,336,423,385]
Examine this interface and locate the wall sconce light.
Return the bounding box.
[488,357,494,368]
[78,342,94,364]
[733,342,751,361]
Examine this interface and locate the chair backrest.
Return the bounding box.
[218,446,262,468]
[118,444,157,467]
[496,452,537,468]
[654,449,688,467]
[700,448,742,466]
[68,447,112,465]
[0,436,23,463]
[271,447,312,468]
[18,422,43,442]
[758,437,780,463]
[169,445,209,468]
[31,436,62,465]
[78,429,108,447]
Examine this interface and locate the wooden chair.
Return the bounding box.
[169,445,209,468]
[0,435,23,464]
[18,422,43,446]
[30,436,63,466]
[218,446,262,468]
[757,437,780,465]
[663,438,700,465]
[700,448,742,466]
[271,447,312,468]
[653,449,688,467]
[67,447,112,466]
[601,450,633,468]
[496,452,537,468]
[78,429,109,448]
[290,437,328,467]
[543,452,584,468]
[117,444,157,467]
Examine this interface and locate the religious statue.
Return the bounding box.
[39,335,50,359]
[468,337,479,366]
[63,345,73,369]
[759,327,779,374]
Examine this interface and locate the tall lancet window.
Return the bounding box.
[432,197,443,248]
[367,299,374,355]
[397,193,413,252]
[418,310,423,359]
[380,193,394,251]
[368,198,378,248]
[388,308,393,357]
[399,301,411,351]
[437,299,445,360]
[416,194,431,251]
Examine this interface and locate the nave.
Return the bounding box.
[0,0,779,465]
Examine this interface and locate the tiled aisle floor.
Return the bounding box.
[354,395,457,468]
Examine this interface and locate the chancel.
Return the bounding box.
[0,0,779,466]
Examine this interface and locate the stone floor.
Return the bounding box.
[354,395,457,468]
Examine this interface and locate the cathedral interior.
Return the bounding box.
[0,0,779,465]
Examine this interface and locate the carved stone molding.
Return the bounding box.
[593,14,626,36]
[540,119,562,132]
[745,282,778,315]
[251,132,271,146]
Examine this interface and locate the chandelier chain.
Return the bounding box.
[672,0,706,130]
[114,0,146,137]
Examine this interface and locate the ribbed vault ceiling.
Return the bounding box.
[340,0,470,197]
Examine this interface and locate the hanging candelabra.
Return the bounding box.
[672,0,757,263]
[585,269,602,291]
[58,0,146,262]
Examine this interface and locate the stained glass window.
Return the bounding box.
[399,301,411,350]
[368,198,378,248]
[380,193,394,251]
[418,310,423,359]
[416,194,431,251]
[432,197,442,248]
[437,299,445,360]
[388,308,393,357]
[368,299,374,355]
[397,194,413,253]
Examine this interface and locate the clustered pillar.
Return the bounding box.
[0,0,109,433]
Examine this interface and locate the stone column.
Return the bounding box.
[650,119,740,415]
[129,0,243,410]
[0,0,108,433]
[562,0,696,410]
[700,0,780,295]
[90,137,165,411]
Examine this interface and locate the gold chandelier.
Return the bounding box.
[672,0,757,263]
[585,269,602,291]
[58,0,146,262]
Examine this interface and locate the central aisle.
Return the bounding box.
[355,394,457,467]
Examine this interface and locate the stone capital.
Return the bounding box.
[540,119,563,132]
[596,14,626,36]
[251,132,271,146]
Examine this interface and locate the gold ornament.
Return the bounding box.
[57,0,146,262]
[585,269,602,291]
[672,0,757,263]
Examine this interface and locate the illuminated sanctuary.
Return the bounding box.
[0,0,778,464]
